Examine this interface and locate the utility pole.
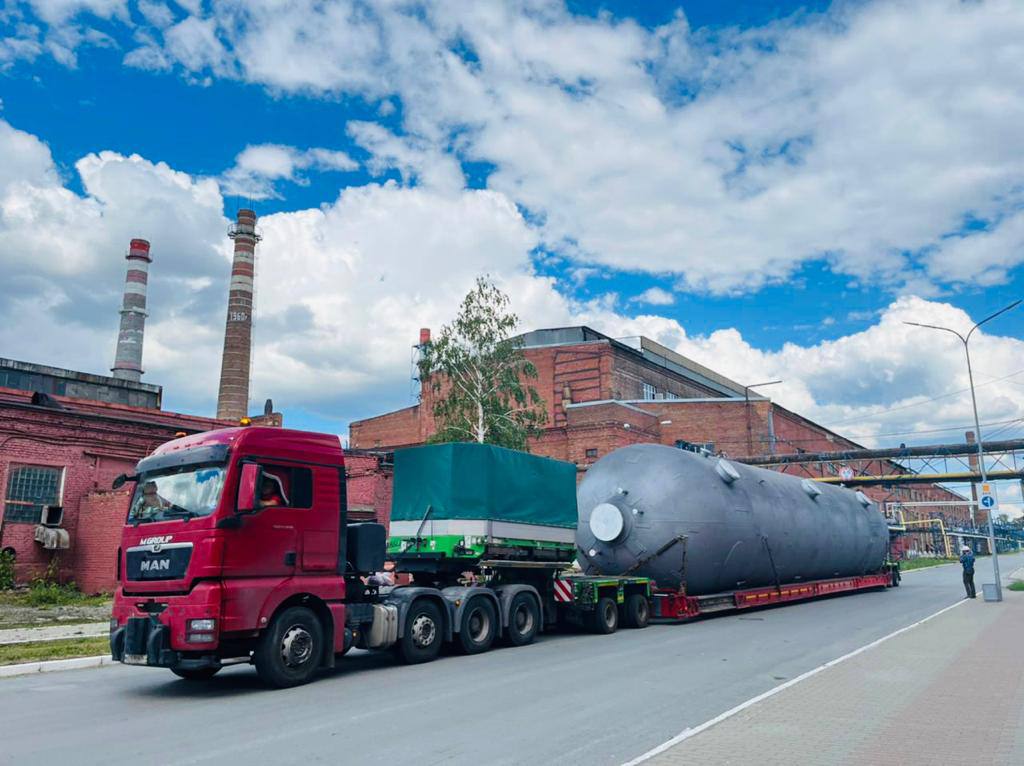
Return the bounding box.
[905,299,1021,602]
[743,380,783,457]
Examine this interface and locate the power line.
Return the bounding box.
[823,367,1024,428]
[845,417,1024,440]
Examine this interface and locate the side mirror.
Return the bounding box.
[237,463,263,513]
[112,473,137,490]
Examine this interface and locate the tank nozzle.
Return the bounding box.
[590,502,626,542]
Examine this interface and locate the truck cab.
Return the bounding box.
[110,426,410,686]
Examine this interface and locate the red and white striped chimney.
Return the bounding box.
[216,209,260,420]
[111,238,152,382]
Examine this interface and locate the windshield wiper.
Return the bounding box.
[159,504,199,522]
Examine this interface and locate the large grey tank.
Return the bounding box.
[576,444,888,594]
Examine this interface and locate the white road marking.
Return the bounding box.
[620,597,969,765]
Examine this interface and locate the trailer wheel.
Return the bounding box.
[591,597,619,634]
[622,593,650,629]
[504,593,540,647]
[171,667,220,681]
[396,599,444,664]
[254,606,324,688]
[457,597,497,655]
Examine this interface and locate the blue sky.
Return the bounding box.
[1,0,1023,456]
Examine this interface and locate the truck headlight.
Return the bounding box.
[187,618,216,632]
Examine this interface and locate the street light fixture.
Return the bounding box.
[904,299,1021,602]
[744,380,783,457]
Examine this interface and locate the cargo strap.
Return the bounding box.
[761,536,783,596]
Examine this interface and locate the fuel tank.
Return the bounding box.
[576,444,888,594]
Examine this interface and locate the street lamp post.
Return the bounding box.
[905,299,1021,602]
[744,380,783,457]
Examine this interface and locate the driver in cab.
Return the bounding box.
[259,474,287,508]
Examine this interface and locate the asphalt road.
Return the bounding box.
[3,555,1019,766]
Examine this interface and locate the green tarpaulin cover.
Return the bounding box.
[391,443,577,528]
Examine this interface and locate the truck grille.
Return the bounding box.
[125,543,192,581]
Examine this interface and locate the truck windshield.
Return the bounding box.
[127,465,226,524]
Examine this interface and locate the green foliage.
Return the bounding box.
[897,557,953,571]
[419,277,546,451]
[1008,581,1024,592]
[0,550,14,591]
[24,580,86,606]
[0,636,110,666]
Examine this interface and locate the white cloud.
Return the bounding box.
[3,114,1023,502]
[27,0,126,25]
[927,212,1024,286]
[15,1,1024,293]
[137,1,174,29]
[220,143,359,199]
[631,287,675,306]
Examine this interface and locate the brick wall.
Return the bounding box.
[350,405,422,450]
[346,454,394,525]
[74,490,130,594]
[0,388,228,587]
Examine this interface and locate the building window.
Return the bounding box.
[675,439,715,455]
[585,448,598,459]
[4,466,63,524]
[642,382,657,400]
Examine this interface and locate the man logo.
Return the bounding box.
[140,559,170,573]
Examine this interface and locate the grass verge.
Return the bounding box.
[898,557,955,571]
[0,588,109,608]
[0,636,109,666]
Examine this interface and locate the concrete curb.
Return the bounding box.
[0,654,113,679]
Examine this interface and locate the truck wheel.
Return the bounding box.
[591,596,619,634]
[622,593,650,629]
[254,606,324,688]
[396,599,444,664]
[171,667,220,681]
[457,597,497,655]
[504,593,540,647]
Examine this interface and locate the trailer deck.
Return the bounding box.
[650,569,897,621]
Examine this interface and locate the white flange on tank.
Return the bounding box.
[576,444,889,594]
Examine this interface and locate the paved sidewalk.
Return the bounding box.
[0,622,107,645]
[649,589,1024,766]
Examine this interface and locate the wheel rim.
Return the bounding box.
[513,604,534,635]
[638,600,649,623]
[411,613,437,648]
[603,602,616,627]
[280,624,314,668]
[467,606,491,644]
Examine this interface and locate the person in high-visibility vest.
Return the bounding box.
[959,545,976,599]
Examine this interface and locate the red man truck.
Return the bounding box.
[109,426,652,687]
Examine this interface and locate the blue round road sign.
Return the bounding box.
[981,495,995,509]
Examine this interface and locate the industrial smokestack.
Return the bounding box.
[111,238,152,382]
[216,209,260,421]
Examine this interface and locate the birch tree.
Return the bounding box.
[419,277,546,451]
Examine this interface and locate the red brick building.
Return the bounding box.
[350,327,963,521]
[0,358,230,592]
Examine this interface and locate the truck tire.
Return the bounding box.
[171,666,221,681]
[253,606,324,688]
[457,597,497,655]
[590,596,619,634]
[504,592,540,647]
[396,599,444,664]
[622,593,650,629]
